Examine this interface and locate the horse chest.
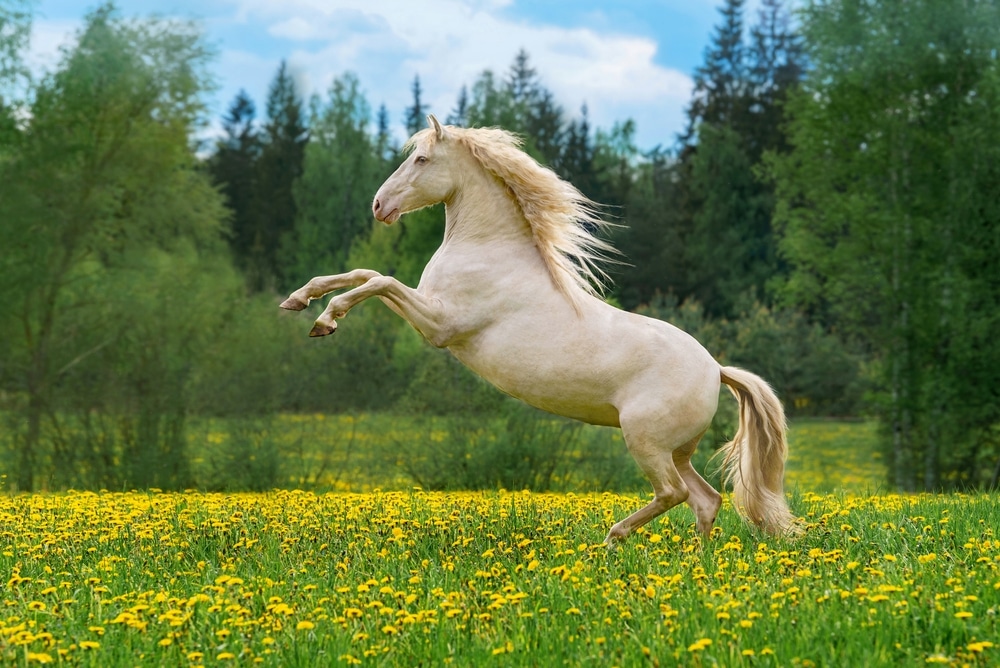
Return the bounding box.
[418,244,540,311]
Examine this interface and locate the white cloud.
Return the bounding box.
[26,1,695,149]
[220,0,693,148]
[25,19,79,75]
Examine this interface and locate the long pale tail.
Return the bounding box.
[718,366,799,536]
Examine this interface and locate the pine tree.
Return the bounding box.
[375,102,394,160]
[664,0,803,317]
[405,74,428,136]
[211,90,261,275]
[447,85,468,127]
[253,60,307,292]
[683,0,747,143]
[556,104,597,196]
[746,0,805,159]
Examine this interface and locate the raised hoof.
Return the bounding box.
[279,296,308,311]
[308,322,337,337]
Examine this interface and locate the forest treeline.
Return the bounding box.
[1,0,999,492]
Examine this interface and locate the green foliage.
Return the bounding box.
[0,4,231,490]
[609,0,803,314]
[248,60,307,292]
[0,0,31,101]
[685,123,775,316]
[769,0,1000,489]
[281,72,384,285]
[209,89,262,282]
[12,0,999,496]
[637,293,864,418]
[392,402,644,493]
[199,417,284,492]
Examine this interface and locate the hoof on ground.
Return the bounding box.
[309,322,337,337]
[279,297,308,311]
[604,526,630,545]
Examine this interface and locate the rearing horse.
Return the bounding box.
[281,115,798,541]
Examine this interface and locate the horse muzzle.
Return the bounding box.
[372,198,401,224]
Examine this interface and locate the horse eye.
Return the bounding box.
[415,155,428,164]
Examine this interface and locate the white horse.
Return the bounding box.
[281,115,798,541]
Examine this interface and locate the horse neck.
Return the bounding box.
[443,166,535,248]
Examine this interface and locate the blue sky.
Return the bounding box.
[26,1,754,150]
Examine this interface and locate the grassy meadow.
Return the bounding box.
[178,413,883,494]
[1,420,998,666]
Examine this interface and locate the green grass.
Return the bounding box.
[8,417,991,667]
[180,413,887,493]
[0,488,996,666]
[785,419,885,493]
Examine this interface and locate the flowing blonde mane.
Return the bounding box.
[407,126,618,301]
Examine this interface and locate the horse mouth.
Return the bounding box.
[383,209,401,224]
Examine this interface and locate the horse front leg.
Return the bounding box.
[279,269,383,311]
[309,275,453,345]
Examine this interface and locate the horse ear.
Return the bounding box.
[427,114,445,140]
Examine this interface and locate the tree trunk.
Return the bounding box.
[19,391,41,492]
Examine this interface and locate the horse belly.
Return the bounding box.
[447,309,719,429]
[448,327,628,427]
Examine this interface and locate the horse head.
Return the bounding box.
[372,115,456,224]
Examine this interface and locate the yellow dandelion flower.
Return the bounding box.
[158,638,173,647]
[296,621,315,631]
[217,652,236,660]
[954,611,973,619]
[688,638,712,652]
[187,652,204,661]
[27,601,46,611]
[492,641,514,655]
[79,641,100,650]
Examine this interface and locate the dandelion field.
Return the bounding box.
[2,486,998,666]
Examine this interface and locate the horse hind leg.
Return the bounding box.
[673,432,722,536]
[606,418,691,544]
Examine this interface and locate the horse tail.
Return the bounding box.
[718,366,800,536]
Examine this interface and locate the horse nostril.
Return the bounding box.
[373,199,381,214]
